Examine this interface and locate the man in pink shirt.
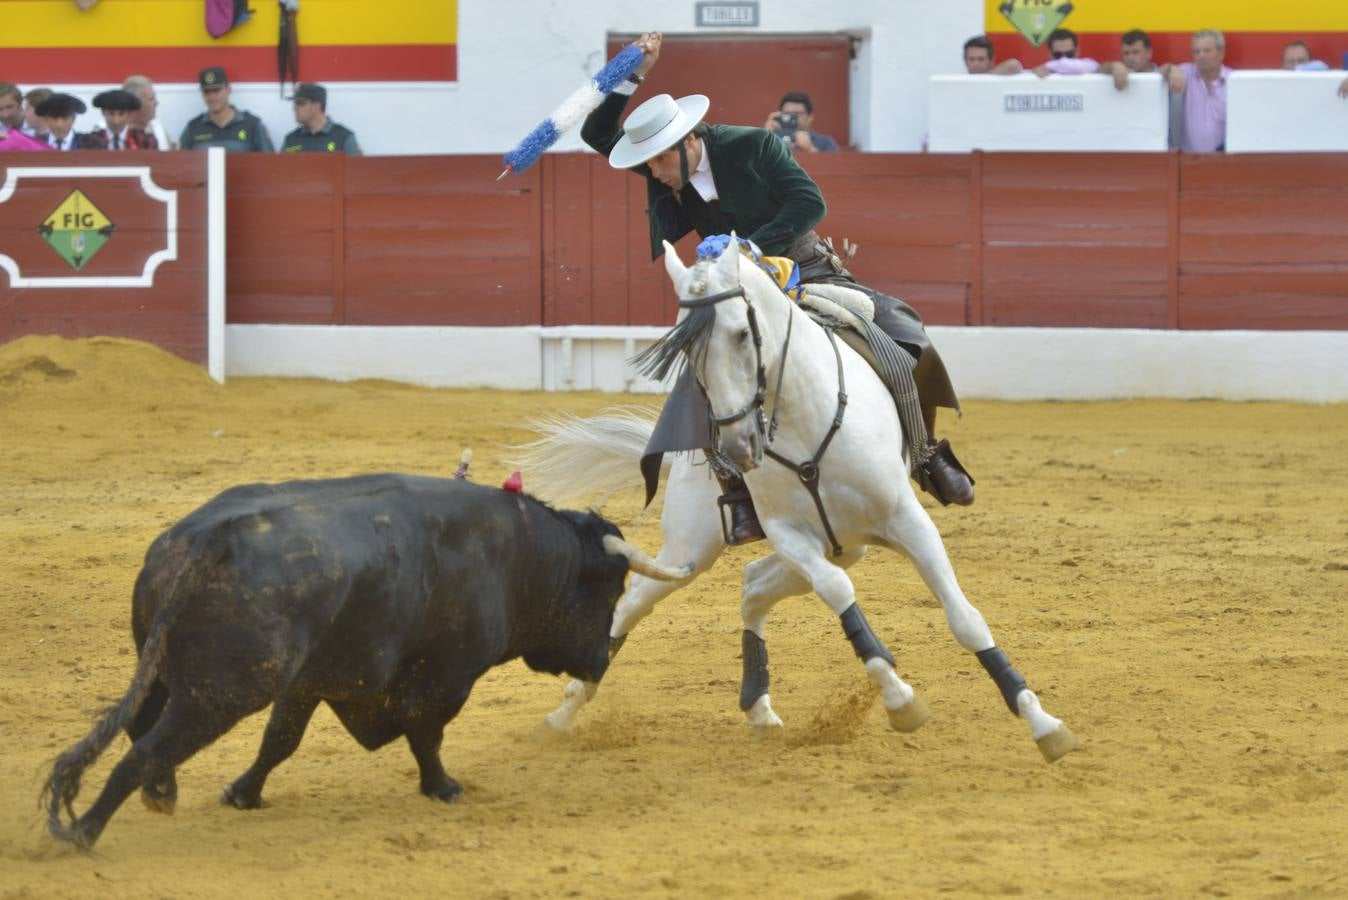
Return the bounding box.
[1172,29,1232,152]
[1032,29,1101,77]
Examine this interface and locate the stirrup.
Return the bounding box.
[917,439,975,507]
[717,489,766,546]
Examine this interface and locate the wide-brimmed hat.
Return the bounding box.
[35,93,87,118]
[608,93,710,169]
[93,89,142,111]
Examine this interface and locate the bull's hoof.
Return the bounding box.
[422,777,463,804]
[886,695,930,733]
[1036,724,1082,763]
[221,782,264,810]
[140,782,177,816]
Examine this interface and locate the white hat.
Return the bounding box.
[608,93,710,169]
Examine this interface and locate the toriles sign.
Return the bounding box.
[997,0,1075,47]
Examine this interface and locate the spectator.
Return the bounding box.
[963,35,1023,75]
[1033,28,1100,76]
[1340,78,1348,98]
[84,89,157,150]
[1172,29,1232,153]
[1281,41,1329,71]
[764,91,839,154]
[1100,29,1183,148]
[35,93,92,150]
[23,87,53,140]
[280,83,362,154]
[179,67,274,153]
[123,75,173,150]
[0,82,24,131]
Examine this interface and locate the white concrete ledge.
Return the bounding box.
[225,323,1348,402]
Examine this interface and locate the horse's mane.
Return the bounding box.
[631,256,721,382]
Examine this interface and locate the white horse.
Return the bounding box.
[522,238,1079,762]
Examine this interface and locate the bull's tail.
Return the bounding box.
[512,407,662,505]
[40,534,212,846]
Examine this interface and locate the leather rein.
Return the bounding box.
[679,281,849,556]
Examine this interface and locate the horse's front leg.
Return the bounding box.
[739,548,866,738]
[881,494,1080,762]
[763,527,930,733]
[540,457,724,737]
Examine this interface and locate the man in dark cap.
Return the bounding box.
[85,89,158,150]
[281,83,362,154]
[36,93,92,151]
[179,66,274,153]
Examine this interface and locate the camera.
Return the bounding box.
[777,111,799,131]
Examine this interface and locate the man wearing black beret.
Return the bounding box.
[179,66,274,153]
[35,93,91,151]
[85,89,158,150]
[281,82,362,154]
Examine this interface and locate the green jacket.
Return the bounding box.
[581,93,826,259]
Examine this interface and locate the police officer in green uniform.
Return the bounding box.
[281,83,362,154]
[179,66,274,153]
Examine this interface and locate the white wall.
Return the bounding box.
[1227,71,1348,153]
[928,73,1170,152]
[226,324,1348,403]
[40,0,984,155]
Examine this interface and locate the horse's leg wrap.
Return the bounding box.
[976,647,1027,714]
[739,630,770,712]
[839,603,896,667]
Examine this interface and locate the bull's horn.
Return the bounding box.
[602,535,692,582]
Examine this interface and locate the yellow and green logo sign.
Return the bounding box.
[998,0,1075,47]
[36,189,115,270]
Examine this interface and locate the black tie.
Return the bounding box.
[112,132,121,150]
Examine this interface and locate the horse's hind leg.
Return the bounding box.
[881,494,1080,762]
[738,548,865,737]
[763,528,930,733]
[541,456,724,737]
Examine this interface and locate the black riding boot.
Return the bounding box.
[918,439,975,506]
[716,474,765,545]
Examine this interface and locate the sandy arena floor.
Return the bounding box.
[1,335,1345,899]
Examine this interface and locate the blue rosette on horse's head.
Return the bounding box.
[498,44,645,179]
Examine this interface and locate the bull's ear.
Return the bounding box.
[662,241,687,285]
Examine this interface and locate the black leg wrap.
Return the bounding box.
[739,630,770,712]
[608,633,628,661]
[839,604,895,667]
[976,647,1027,715]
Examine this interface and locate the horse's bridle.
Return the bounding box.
[679,275,849,557]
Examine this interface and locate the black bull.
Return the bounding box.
[42,474,686,848]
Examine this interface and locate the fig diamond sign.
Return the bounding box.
[37,189,116,271]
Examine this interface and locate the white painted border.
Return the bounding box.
[0,166,178,288]
[226,323,1348,403]
[207,148,226,384]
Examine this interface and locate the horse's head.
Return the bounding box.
[637,235,787,473]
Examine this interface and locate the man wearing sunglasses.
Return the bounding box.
[1032,28,1100,77]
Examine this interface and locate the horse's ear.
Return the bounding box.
[662,240,687,284]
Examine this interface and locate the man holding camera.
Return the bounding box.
[764,91,840,153]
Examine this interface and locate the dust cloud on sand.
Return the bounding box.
[2,336,1346,898]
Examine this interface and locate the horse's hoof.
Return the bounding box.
[1036,724,1082,763]
[886,695,930,733]
[751,722,785,743]
[533,715,573,743]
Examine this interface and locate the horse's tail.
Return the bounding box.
[40,532,213,846]
[513,406,662,504]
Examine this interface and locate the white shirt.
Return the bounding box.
[49,132,73,151]
[688,138,718,202]
[149,118,170,150]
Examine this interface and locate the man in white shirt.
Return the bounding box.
[123,74,172,150]
[35,93,89,151]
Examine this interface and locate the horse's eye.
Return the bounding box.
[738,328,751,345]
